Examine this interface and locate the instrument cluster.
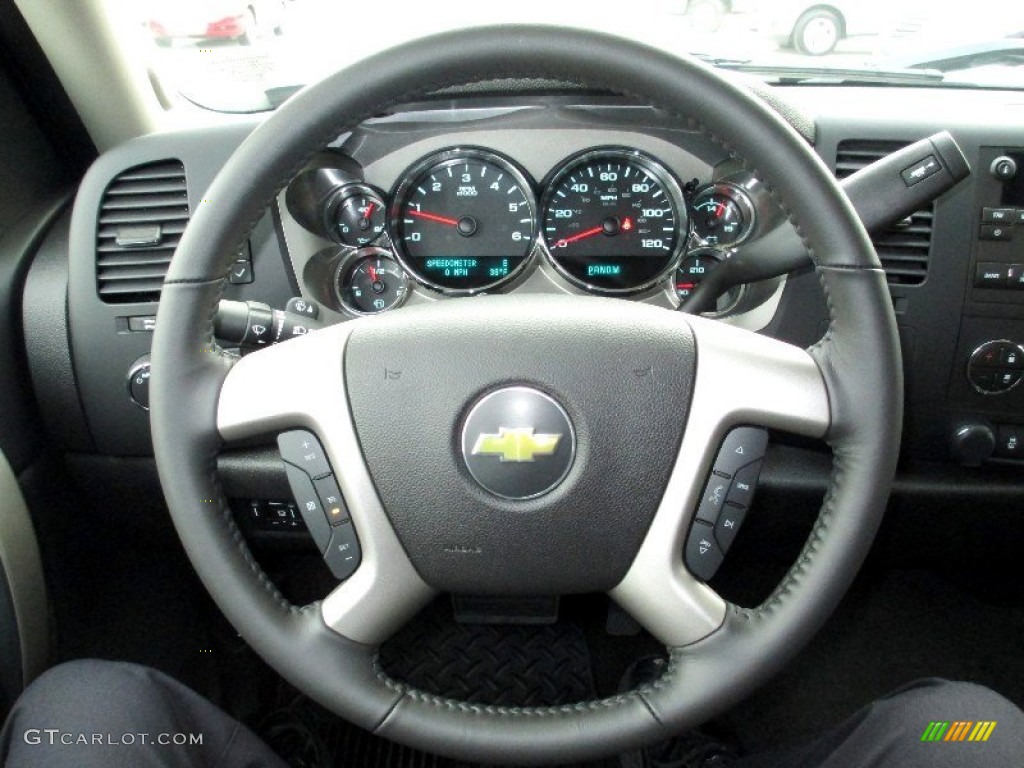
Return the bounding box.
[286,145,761,317]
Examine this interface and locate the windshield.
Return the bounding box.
[108,0,1024,114]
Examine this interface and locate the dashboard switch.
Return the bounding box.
[277,430,332,479]
[324,522,361,581]
[1001,344,1024,368]
[981,207,1015,223]
[286,297,320,319]
[974,264,1007,288]
[950,421,996,467]
[996,425,1024,459]
[975,263,1008,288]
[228,260,253,284]
[980,225,1013,241]
[993,370,1022,392]
[1007,265,1024,290]
[685,521,723,582]
[127,357,151,411]
[991,156,1018,181]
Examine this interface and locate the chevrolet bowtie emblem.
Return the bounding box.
[471,427,562,463]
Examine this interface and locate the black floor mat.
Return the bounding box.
[378,599,595,707]
[261,599,617,768]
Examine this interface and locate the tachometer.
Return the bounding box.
[541,149,686,292]
[389,148,537,293]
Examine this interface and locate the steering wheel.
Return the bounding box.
[150,26,901,764]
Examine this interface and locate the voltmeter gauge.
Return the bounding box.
[691,184,755,248]
[337,249,409,315]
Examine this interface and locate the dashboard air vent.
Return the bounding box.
[835,139,932,286]
[96,160,189,303]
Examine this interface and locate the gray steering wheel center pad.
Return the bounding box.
[345,296,694,595]
[149,25,902,764]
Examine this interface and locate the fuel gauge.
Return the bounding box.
[337,249,409,315]
[691,184,755,248]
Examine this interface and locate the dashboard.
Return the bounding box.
[277,104,785,328]
[21,85,1024,489]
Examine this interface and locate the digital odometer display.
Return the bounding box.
[390,149,537,292]
[541,149,685,292]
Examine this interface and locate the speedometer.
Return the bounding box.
[389,148,537,293]
[541,149,686,292]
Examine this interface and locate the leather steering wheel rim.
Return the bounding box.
[150,25,902,764]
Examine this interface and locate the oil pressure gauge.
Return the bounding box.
[691,184,755,248]
[337,248,409,315]
[328,185,387,247]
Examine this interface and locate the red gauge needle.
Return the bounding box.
[715,202,725,218]
[408,209,459,227]
[363,202,376,220]
[554,226,604,248]
[368,266,379,282]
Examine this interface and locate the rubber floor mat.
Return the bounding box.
[260,598,617,768]
[378,599,595,707]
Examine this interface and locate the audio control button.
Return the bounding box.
[975,263,1007,288]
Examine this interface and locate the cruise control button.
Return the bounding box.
[696,476,730,524]
[324,522,362,581]
[715,503,747,552]
[282,464,331,553]
[314,475,349,526]
[715,427,769,478]
[726,460,762,508]
[277,430,332,478]
[685,521,723,582]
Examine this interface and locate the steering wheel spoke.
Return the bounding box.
[611,317,830,647]
[217,324,435,645]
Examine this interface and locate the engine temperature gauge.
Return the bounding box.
[675,250,743,315]
[691,184,755,248]
[337,249,409,315]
